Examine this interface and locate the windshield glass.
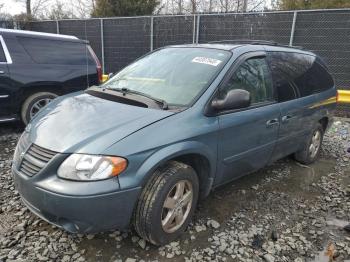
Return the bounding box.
[101,47,231,106]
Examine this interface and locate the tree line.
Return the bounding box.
[1,0,350,21]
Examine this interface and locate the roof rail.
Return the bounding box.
[0,28,78,40]
[207,39,303,49]
[208,39,278,45]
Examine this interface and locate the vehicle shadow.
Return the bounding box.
[0,122,24,136]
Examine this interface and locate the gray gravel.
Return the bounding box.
[0,119,349,262]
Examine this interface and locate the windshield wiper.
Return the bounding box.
[106,87,168,110]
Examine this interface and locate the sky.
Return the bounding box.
[0,0,25,15]
[0,0,88,18]
[0,0,273,17]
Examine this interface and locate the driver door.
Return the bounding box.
[214,52,281,185]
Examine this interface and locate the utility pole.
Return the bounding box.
[178,0,183,14]
[243,0,248,12]
[26,0,32,17]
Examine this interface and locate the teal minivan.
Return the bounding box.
[12,41,337,245]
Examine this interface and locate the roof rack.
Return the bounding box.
[207,39,303,49]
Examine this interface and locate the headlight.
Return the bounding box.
[57,154,127,181]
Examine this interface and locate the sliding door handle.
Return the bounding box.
[281,115,293,123]
[0,71,4,74]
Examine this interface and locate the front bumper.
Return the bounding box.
[12,167,141,233]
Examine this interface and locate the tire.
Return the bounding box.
[294,123,324,165]
[133,161,199,245]
[21,92,58,125]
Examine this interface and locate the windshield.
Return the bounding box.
[101,47,231,106]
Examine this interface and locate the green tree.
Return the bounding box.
[92,0,160,17]
[276,0,350,10]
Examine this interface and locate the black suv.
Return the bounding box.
[0,28,102,124]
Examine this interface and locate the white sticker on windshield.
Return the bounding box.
[191,57,222,67]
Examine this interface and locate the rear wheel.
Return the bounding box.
[21,92,58,125]
[133,161,199,245]
[294,123,324,164]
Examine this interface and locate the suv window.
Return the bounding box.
[0,38,6,62]
[18,37,89,65]
[219,57,274,104]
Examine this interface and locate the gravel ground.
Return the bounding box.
[0,119,349,262]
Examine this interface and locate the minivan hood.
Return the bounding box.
[29,92,174,153]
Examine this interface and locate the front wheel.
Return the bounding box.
[294,123,324,165]
[21,92,58,125]
[133,161,199,245]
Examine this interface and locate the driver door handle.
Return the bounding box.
[0,71,4,74]
[266,118,279,127]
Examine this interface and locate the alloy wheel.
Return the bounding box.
[309,130,321,158]
[29,98,53,119]
[161,180,193,233]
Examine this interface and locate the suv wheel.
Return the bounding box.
[21,92,58,125]
[294,123,324,165]
[134,161,199,245]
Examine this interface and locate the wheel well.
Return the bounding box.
[171,154,212,199]
[319,117,328,131]
[21,85,62,104]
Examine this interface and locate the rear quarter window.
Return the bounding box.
[305,59,334,93]
[0,37,6,62]
[17,36,88,65]
[287,53,334,94]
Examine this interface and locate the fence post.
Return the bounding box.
[192,14,196,44]
[100,18,105,74]
[56,20,60,34]
[289,11,298,46]
[150,16,154,51]
[196,15,201,44]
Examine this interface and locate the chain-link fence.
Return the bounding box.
[198,12,294,45]
[1,9,350,93]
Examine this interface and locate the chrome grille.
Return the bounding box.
[13,132,30,169]
[15,139,57,177]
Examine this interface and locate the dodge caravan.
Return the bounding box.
[12,41,337,245]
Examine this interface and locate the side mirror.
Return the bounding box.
[211,89,251,111]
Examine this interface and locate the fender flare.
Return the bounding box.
[134,141,217,192]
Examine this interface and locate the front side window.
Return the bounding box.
[219,57,274,104]
[101,47,231,106]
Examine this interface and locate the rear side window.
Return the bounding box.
[274,78,298,103]
[267,52,334,102]
[18,36,88,65]
[0,38,6,62]
[220,57,274,104]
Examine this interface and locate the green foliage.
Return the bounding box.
[92,0,160,17]
[277,0,350,10]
